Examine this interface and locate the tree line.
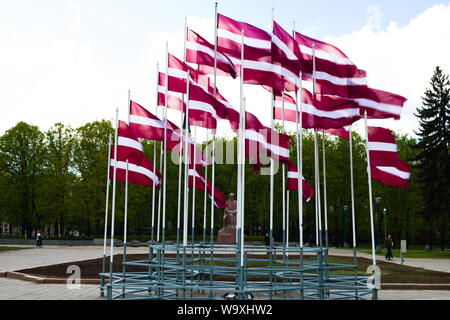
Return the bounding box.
[0,67,448,249]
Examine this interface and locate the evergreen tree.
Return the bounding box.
[415,66,450,250]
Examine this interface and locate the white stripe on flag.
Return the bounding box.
[376,166,410,180]
[354,98,402,116]
[298,44,354,66]
[111,160,160,184]
[129,115,169,129]
[368,142,398,152]
[218,29,271,50]
[245,130,290,158]
[118,136,143,151]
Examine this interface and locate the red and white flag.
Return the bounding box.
[287,164,314,201]
[112,120,145,164]
[368,126,402,166]
[217,13,298,92]
[295,32,367,98]
[129,101,174,141]
[188,82,223,129]
[166,120,210,168]
[110,122,161,188]
[186,28,236,79]
[245,111,292,167]
[321,126,351,140]
[110,155,161,188]
[349,87,407,120]
[273,89,360,129]
[371,161,411,188]
[188,168,227,208]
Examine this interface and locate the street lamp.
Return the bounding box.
[383,208,387,240]
[343,205,349,248]
[375,197,381,253]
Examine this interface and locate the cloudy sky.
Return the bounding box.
[1,0,449,139]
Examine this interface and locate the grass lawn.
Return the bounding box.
[0,246,26,252]
[359,248,450,259]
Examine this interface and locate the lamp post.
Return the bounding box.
[343,205,348,248]
[383,208,387,241]
[375,197,381,253]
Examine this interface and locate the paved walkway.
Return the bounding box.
[0,278,449,300]
[329,248,450,273]
[0,245,148,273]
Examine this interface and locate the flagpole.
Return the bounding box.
[151,63,159,244]
[210,2,218,251]
[349,124,359,298]
[208,3,218,298]
[183,70,191,247]
[108,107,119,300]
[293,26,305,299]
[121,89,131,298]
[364,110,378,299]
[162,42,169,245]
[203,129,208,244]
[312,44,322,248]
[191,126,197,246]
[177,18,188,249]
[100,134,112,297]
[281,93,286,247]
[322,133,328,249]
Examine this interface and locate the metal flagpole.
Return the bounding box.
[322,133,329,249]
[100,134,112,297]
[162,42,169,245]
[151,63,159,244]
[108,107,119,300]
[121,89,131,298]
[281,93,286,246]
[293,25,305,299]
[191,126,197,246]
[364,110,378,299]
[177,18,188,248]
[122,159,129,297]
[183,71,191,247]
[312,43,322,248]
[203,130,208,244]
[208,3,218,298]
[210,2,218,249]
[349,124,359,298]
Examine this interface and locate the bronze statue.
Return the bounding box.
[217,193,237,244]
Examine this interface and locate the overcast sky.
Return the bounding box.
[1,0,450,139]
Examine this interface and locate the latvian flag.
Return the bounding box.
[129,100,174,141]
[287,164,314,201]
[217,13,298,92]
[321,126,351,140]
[186,28,236,79]
[349,87,407,120]
[368,126,411,188]
[273,89,360,129]
[245,111,292,168]
[188,168,227,208]
[111,121,161,188]
[295,31,367,99]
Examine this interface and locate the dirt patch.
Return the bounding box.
[16,254,450,285]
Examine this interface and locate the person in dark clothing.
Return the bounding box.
[36,231,43,248]
[385,234,394,261]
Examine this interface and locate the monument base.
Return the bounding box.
[217,227,236,244]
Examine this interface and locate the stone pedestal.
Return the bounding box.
[217,227,236,244]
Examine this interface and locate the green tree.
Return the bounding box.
[415,66,450,250]
[0,122,45,238]
[41,123,76,236]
